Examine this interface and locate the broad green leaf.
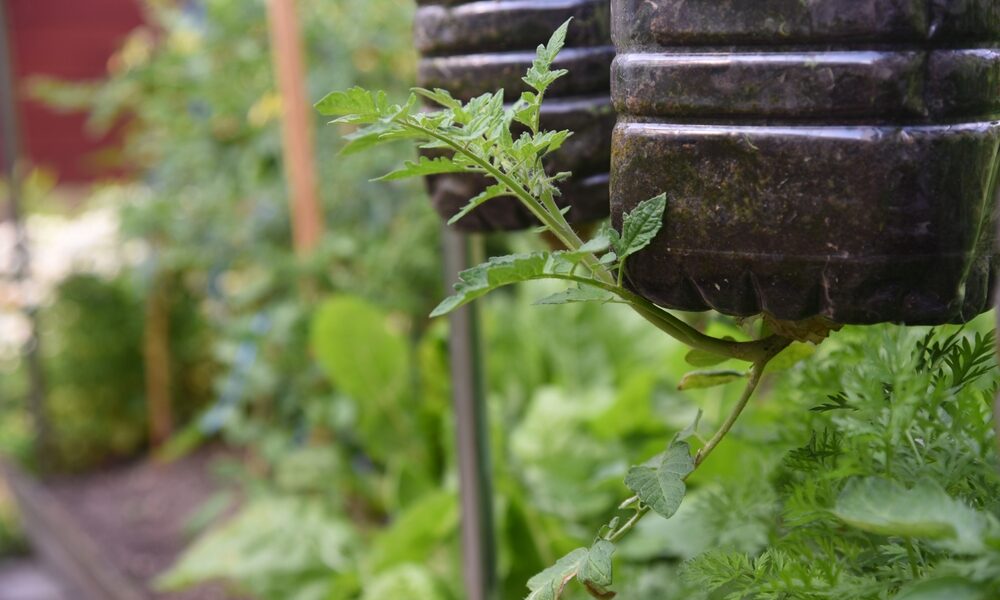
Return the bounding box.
[374,156,467,181]
[431,252,607,317]
[310,296,413,462]
[616,194,667,260]
[448,183,509,225]
[526,547,588,600]
[684,348,729,368]
[577,540,616,598]
[624,442,694,519]
[833,478,988,552]
[893,577,985,600]
[534,286,615,306]
[310,296,409,408]
[677,369,747,391]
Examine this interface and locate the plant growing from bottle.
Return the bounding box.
[317,21,842,599]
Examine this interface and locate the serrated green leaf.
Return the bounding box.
[523,19,572,96]
[616,194,667,260]
[374,156,467,182]
[315,86,384,119]
[578,540,616,598]
[833,478,989,552]
[525,548,587,600]
[411,87,462,110]
[684,348,730,368]
[578,233,612,255]
[431,252,607,317]
[624,442,694,519]
[677,369,747,391]
[448,184,509,225]
[535,286,615,306]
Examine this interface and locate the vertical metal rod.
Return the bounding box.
[0,2,50,466]
[443,226,496,600]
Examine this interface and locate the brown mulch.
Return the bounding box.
[45,446,246,600]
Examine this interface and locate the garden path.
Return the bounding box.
[0,558,76,600]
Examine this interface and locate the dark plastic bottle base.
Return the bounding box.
[611,120,1000,324]
[611,0,1000,325]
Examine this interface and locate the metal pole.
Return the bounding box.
[443,226,496,600]
[0,1,51,466]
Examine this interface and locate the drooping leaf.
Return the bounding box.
[684,348,730,368]
[577,540,617,599]
[448,183,510,225]
[833,478,989,552]
[616,194,667,260]
[411,86,463,110]
[624,442,694,519]
[525,548,588,600]
[677,369,747,391]
[763,342,816,373]
[374,156,468,181]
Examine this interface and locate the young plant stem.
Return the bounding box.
[606,343,791,544]
[404,114,790,363]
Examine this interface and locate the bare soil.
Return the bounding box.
[45,446,245,600]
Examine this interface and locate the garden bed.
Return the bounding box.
[4,446,244,600]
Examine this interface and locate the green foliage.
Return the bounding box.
[158,496,356,600]
[678,323,1000,599]
[41,274,145,469]
[35,273,212,470]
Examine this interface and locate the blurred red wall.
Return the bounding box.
[4,0,144,183]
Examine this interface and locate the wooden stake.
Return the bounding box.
[266,0,324,255]
[144,274,173,447]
